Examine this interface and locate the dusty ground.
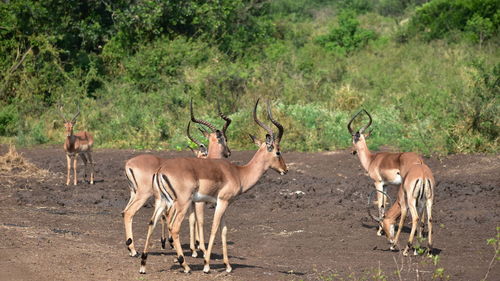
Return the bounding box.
[0,146,499,281]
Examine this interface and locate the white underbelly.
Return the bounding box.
[193,192,217,204]
[385,174,403,185]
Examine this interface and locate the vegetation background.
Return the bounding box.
[0,0,498,155]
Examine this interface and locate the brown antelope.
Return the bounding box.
[58,106,94,186]
[347,109,423,236]
[139,99,287,274]
[369,162,435,256]
[122,99,231,257]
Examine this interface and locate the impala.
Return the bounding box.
[369,162,435,256]
[122,100,231,257]
[139,99,287,274]
[58,106,94,186]
[347,109,423,236]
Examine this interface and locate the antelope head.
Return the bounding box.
[190,99,231,158]
[367,190,396,243]
[347,109,373,155]
[58,106,80,137]
[249,99,288,175]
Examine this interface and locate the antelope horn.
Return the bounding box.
[359,109,372,134]
[253,99,273,138]
[266,101,284,143]
[190,98,217,132]
[367,190,392,223]
[217,100,231,138]
[71,105,80,123]
[186,121,203,147]
[347,110,364,135]
[58,106,68,122]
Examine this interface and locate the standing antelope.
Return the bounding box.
[369,162,435,256]
[139,99,287,274]
[347,109,423,236]
[122,100,231,257]
[58,106,94,186]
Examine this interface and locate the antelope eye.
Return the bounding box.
[276,151,281,156]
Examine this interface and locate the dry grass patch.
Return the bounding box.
[0,145,51,181]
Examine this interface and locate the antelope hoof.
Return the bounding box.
[403,247,410,256]
[225,264,232,273]
[139,266,146,274]
[377,228,383,236]
[203,264,210,274]
[191,250,198,258]
[390,244,397,251]
[129,251,139,258]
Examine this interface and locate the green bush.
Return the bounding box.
[0,104,18,136]
[409,0,499,42]
[315,10,377,56]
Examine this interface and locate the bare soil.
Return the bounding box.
[1,147,499,281]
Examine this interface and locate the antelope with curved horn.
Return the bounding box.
[139,99,287,274]
[122,99,231,257]
[348,109,423,236]
[369,162,435,255]
[58,105,94,186]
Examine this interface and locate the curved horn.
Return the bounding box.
[186,121,203,147]
[190,98,217,132]
[253,99,273,138]
[347,110,364,135]
[367,190,392,223]
[359,109,372,134]
[70,105,80,123]
[217,100,231,137]
[266,101,284,143]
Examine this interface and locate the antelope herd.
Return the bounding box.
[59,99,435,274]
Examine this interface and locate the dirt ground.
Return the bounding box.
[0,146,499,281]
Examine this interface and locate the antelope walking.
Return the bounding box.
[139,99,287,274]
[122,100,231,257]
[347,109,423,235]
[369,162,435,256]
[59,106,94,186]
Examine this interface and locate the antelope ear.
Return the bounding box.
[215,130,223,139]
[265,134,274,151]
[199,144,208,156]
[249,134,262,146]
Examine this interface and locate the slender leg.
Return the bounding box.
[170,200,192,273]
[426,198,433,254]
[139,198,168,274]
[87,151,94,184]
[66,154,71,185]
[188,208,198,257]
[79,153,88,183]
[167,206,177,249]
[160,213,167,250]
[221,216,232,272]
[73,156,78,185]
[203,199,229,274]
[374,181,385,236]
[404,202,419,256]
[417,210,426,239]
[391,199,407,251]
[195,202,207,256]
[123,194,149,257]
